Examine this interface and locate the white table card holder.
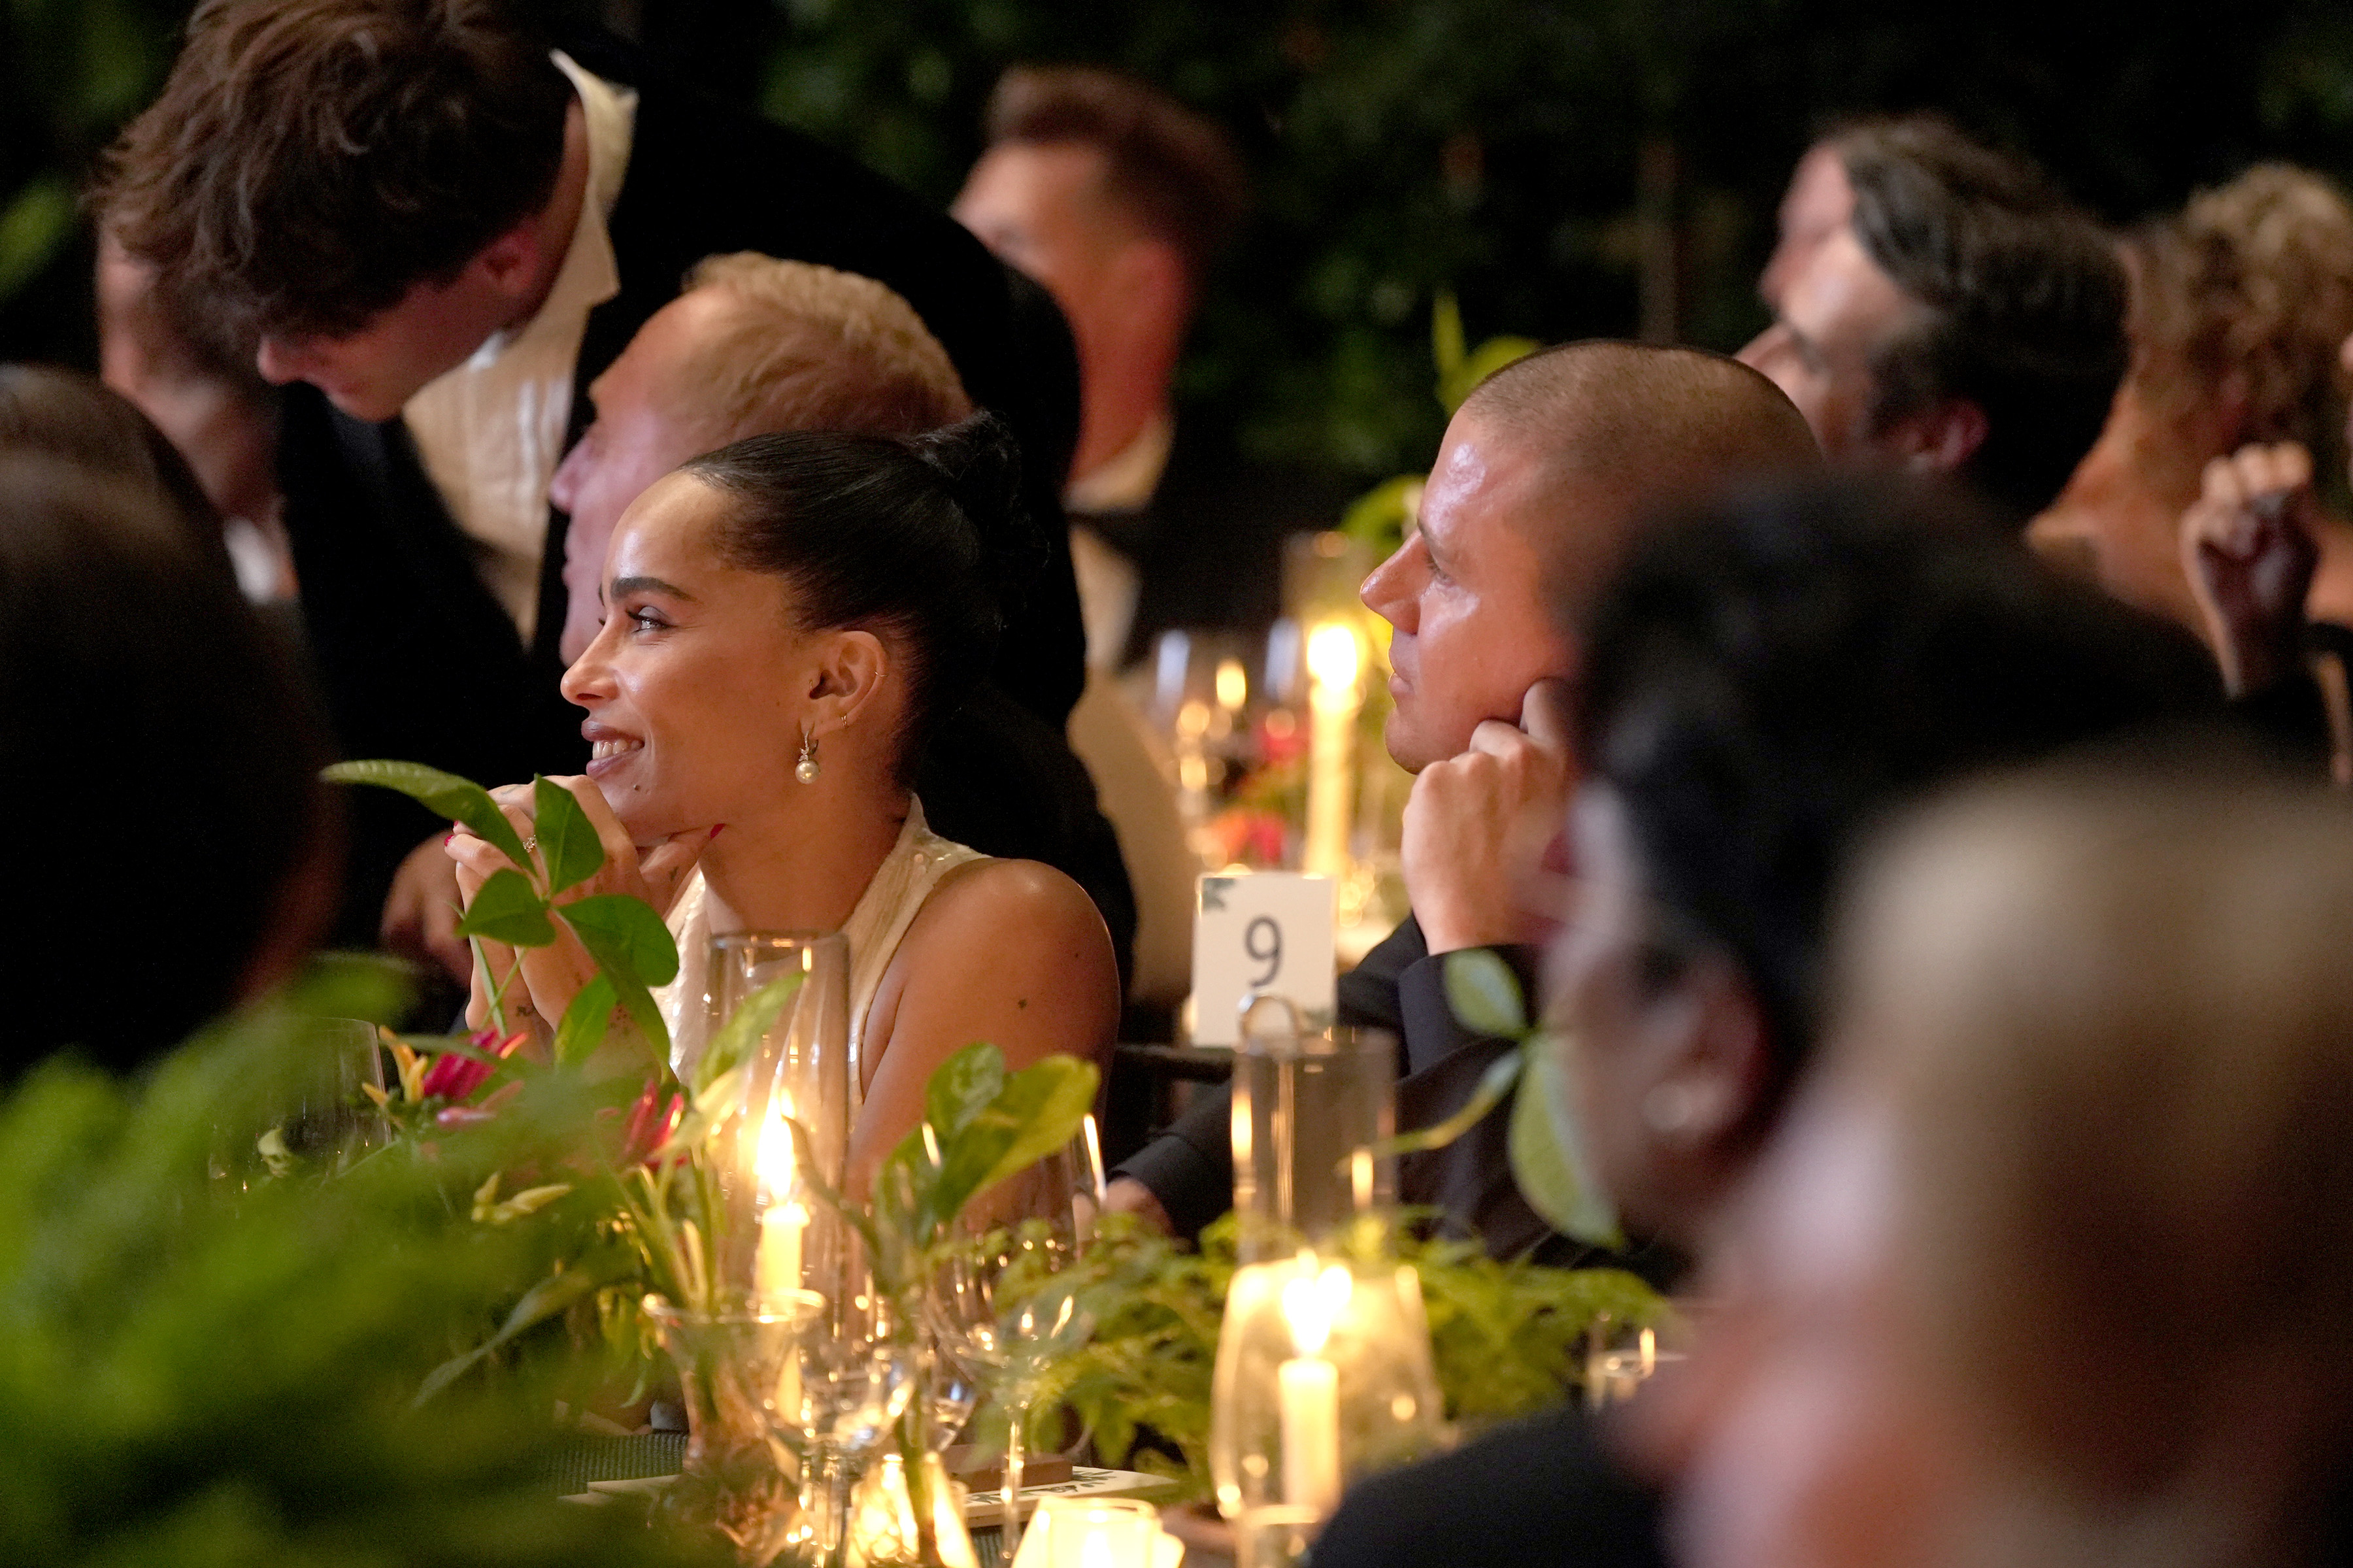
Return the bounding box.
[1190,872,1337,1048]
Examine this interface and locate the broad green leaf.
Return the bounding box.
[1371,1044,1522,1158]
[1431,288,1466,378]
[558,893,680,988]
[693,972,804,1097]
[1509,1031,1621,1248]
[322,759,530,867]
[1339,473,1422,558]
[922,1052,1101,1237]
[412,1243,635,1405]
[0,176,73,303]
[531,776,605,895]
[558,895,678,1061]
[552,973,618,1068]
[453,869,555,948]
[923,1041,1007,1146]
[1439,334,1542,414]
[1444,948,1529,1038]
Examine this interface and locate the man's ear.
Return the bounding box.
[474,218,543,295]
[1639,957,1773,1154]
[1110,236,1190,324]
[1883,398,1991,475]
[805,629,891,737]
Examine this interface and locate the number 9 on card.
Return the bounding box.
[1190,872,1337,1047]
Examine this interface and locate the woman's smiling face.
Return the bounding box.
[559,471,816,841]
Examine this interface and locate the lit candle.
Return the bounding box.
[752,1096,805,1304]
[1277,1258,1352,1517]
[1303,622,1361,878]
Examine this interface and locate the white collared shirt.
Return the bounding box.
[402,52,637,643]
[1065,411,1174,669]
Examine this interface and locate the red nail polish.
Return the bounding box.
[709,823,726,839]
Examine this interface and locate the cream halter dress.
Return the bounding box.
[652,797,988,1105]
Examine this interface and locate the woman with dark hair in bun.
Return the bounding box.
[448,414,1118,1175]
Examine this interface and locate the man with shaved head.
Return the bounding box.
[1107,341,1818,1257]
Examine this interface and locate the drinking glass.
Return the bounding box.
[794,1250,920,1568]
[926,1122,1106,1556]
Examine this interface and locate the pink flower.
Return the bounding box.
[418,1029,529,1103]
[618,1075,686,1167]
[435,1080,523,1127]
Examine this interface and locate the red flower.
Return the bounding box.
[418,1029,529,1103]
[618,1074,686,1167]
[435,1080,522,1127]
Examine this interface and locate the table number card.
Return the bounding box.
[1190,872,1337,1046]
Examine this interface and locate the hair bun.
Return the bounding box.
[909,411,1048,616]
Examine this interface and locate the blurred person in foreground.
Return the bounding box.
[1741,116,2128,527]
[0,363,241,586]
[1311,477,2227,1568]
[1647,767,2353,1568]
[1107,342,1819,1260]
[2033,166,2353,633]
[94,231,295,603]
[446,416,1118,1180]
[956,65,1348,671]
[380,253,1133,988]
[0,456,335,1075]
[94,0,1086,954]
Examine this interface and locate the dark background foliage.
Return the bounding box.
[11,0,2353,482]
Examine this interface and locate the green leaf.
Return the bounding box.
[558,895,679,988]
[1509,1033,1622,1248]
[1439,334,1543,414]
[321,759,530,867]
[922,1052,1101,1236]
[1371,1044,1523,1159]
[923,1041,1007,1146]
[1431,288,1465,378]
[1339,473,1422,558]
[693,972,805,1097]
[413,1244,635,1405]
[527,776,603,894]
[557,895,677,1061]
[453,869,556,947]
[0,177,74,303]
[552,973,618,1068]
[1444,948,1529,1038]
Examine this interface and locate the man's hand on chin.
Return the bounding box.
[1400,677,1577,954]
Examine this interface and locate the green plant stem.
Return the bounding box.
[470,934,514,1039]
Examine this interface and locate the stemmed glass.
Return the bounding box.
[795,1276,918,1568]
[926,1120,1105,1555]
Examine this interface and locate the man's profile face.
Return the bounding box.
[1758,145,1855,312]
[954,141,1137,371]
[550,290,733,663]
[1360,410,1578,773]
[253,265,520,422]
[1738,225,1914,458]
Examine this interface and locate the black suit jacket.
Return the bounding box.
[1071,427,1355,672]
[1310,1402,1669,1568]
[280,41,1115,954]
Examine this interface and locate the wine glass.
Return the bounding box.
[926,1121,1105,1555]
[796,1265,918,1568]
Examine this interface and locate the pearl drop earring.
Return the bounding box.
[795,725,820,784]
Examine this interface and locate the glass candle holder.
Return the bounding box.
[642,1290,826,1565]
[1207,1251,1446,1568]
[1009,1497,1186,1568]
[1229,995,1396,1263]
[708,931,850,1309]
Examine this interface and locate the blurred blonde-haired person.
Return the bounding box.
[1651,766,2353,1568]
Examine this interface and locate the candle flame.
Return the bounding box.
[1215,658,1248,710]
[1306,622,1361,693]
[1280,1255,1353,1358]
[756,1094,797,1202]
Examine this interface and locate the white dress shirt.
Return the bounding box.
[401,52,637,644]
